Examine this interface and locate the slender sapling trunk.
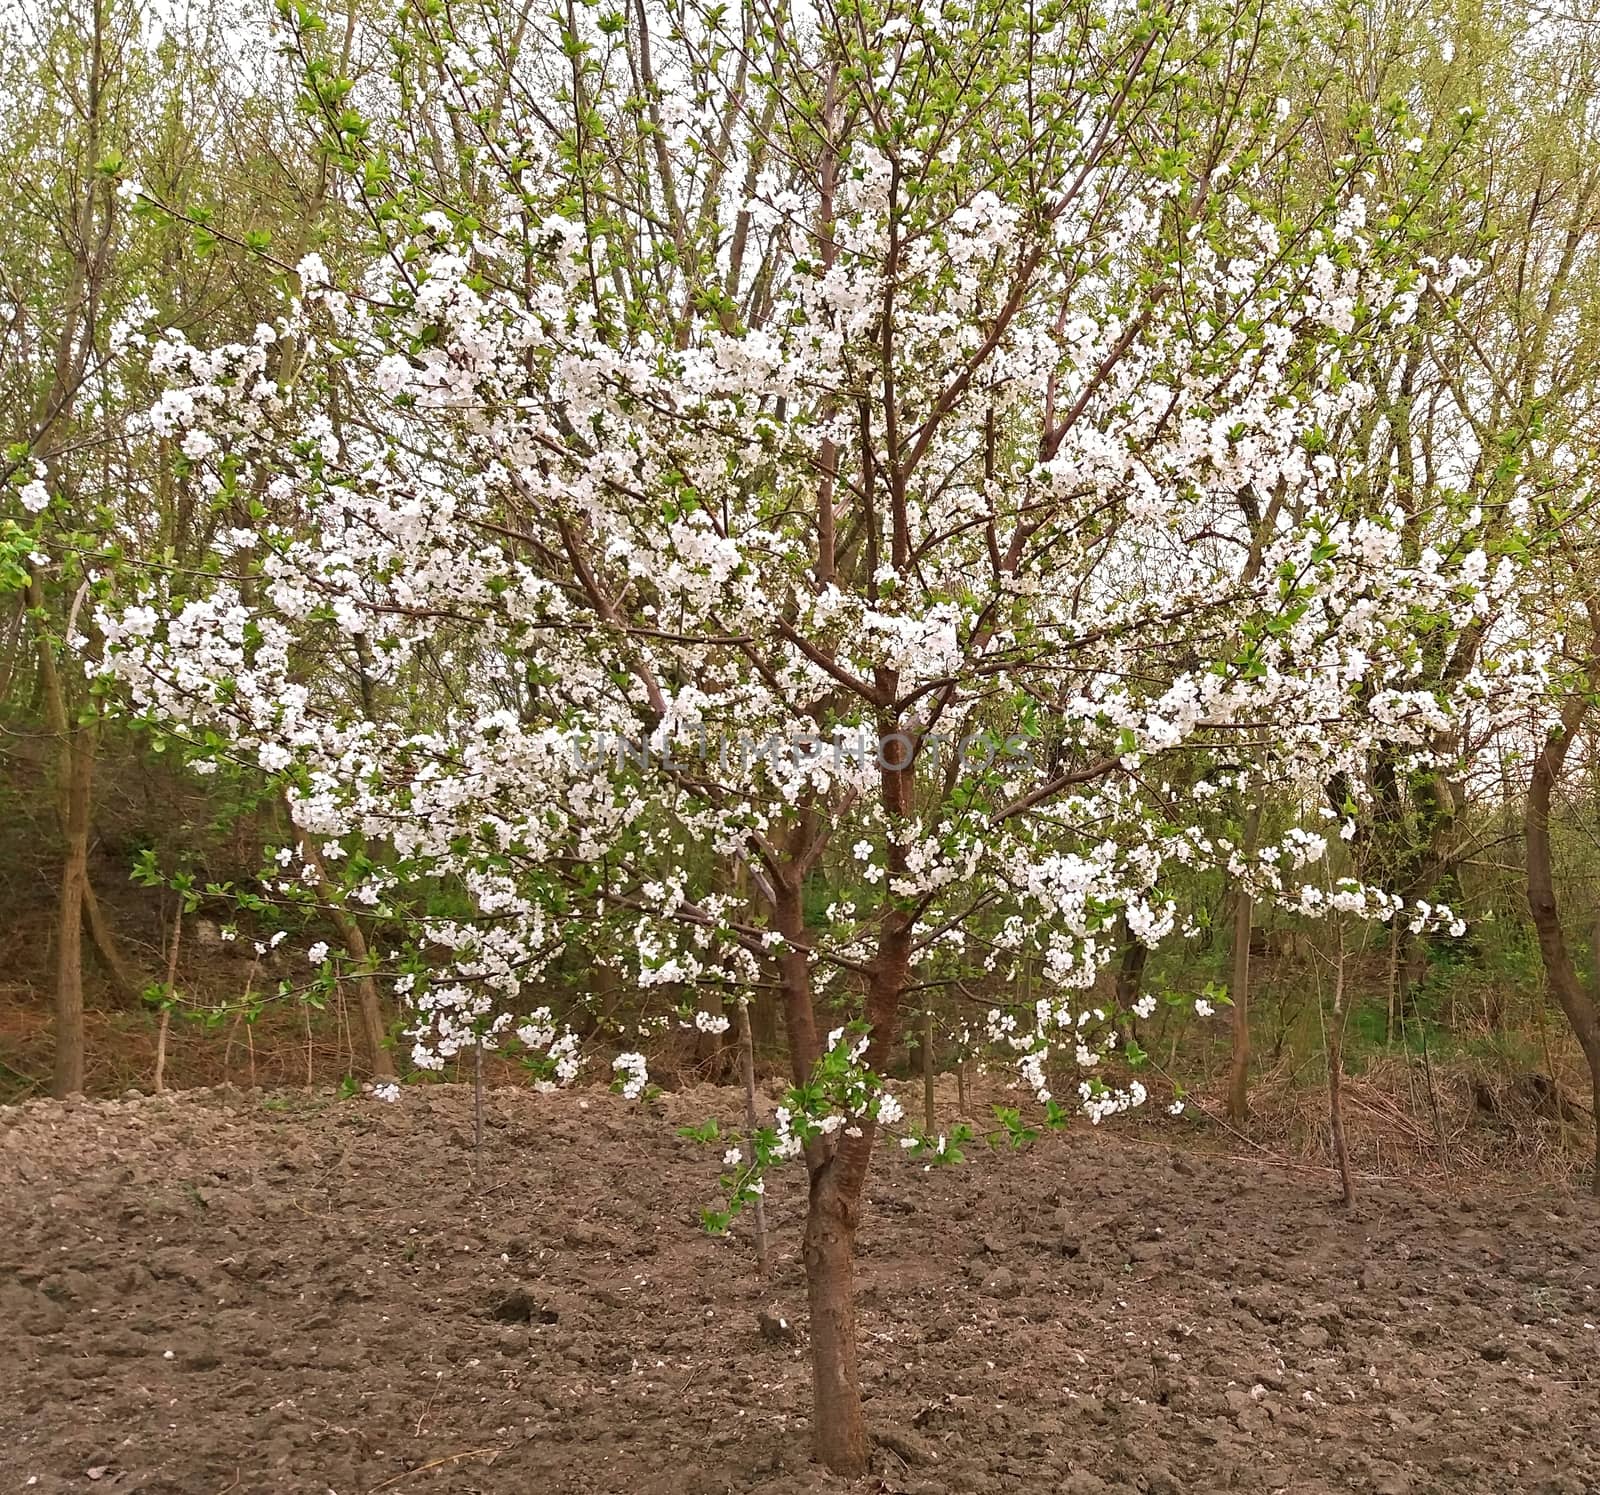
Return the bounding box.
[737,998,769,1275]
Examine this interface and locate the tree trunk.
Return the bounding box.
[737,998,769,1275]
[768,820,872,1473]
[1227,899,1252,1125]
[802,1173,867,1476]
[750,984,779,1050]
[768,745,914,1475]
[921,1007,935,1132]
[29,576,98,1099]
[153,1007,170,1093]
[1401,934,1429,1029]
[318,927,394,1077]
[82,879,149,1002]
[1326,929,1353,1206]
[1226,901,1252,1125]
[154,899,184,1094]
[51,725,93,1097]
[301,989,316,1087]
[695,986,731,1078]
[1384,922,1401,1045]
[1526,689,1600,1194]
[1114,929,1147,1007]
[1226,802,1259,1126]
[473,1039,484,1155]
[799,723,914,1472]
[772,873,821,1086]
[293,821,395,1079]
[1588,905,1600,1006]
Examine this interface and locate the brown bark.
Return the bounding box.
[1526,689,1600,1193]
[82,880,149,1001]
[736,998,768,1276]
[30,578,97,1097]
[921,1006,935,1133]
[773,877,873,1474]
[803,1172,867,1475]
[1226,802,1260,1127]
[1227,896,1253,1125]
[332,907,395,1079]
[765,815,873,1471]
[1114,932,1147,1006]
[694,986,732,1078]
[473,1039,485,1155]
[1399,933,1430,1030]
[750,985,779,1050]
[1384,922,1401,1045]
[1588,905,1600,1007]
[294,823,396,1079]
[153,900,182,1094]
[763,732,918,1473]
[51,724,94,1097]
[772,871,821,1088]
[799,721,916,1474]
[1326,932,1354,1207]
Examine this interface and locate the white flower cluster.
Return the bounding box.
[516,1007,584,1088]
[1079,1079,1148,1126]
[612,1051,649,1100]
[771,1106,806,1162]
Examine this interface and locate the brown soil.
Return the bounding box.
[2,1082,1598,1495]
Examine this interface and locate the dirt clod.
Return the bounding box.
[757,1305,799,1344]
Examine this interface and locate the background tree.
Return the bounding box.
[1,0,397,1093]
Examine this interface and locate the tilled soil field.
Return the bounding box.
[2,1083,1598,1495]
